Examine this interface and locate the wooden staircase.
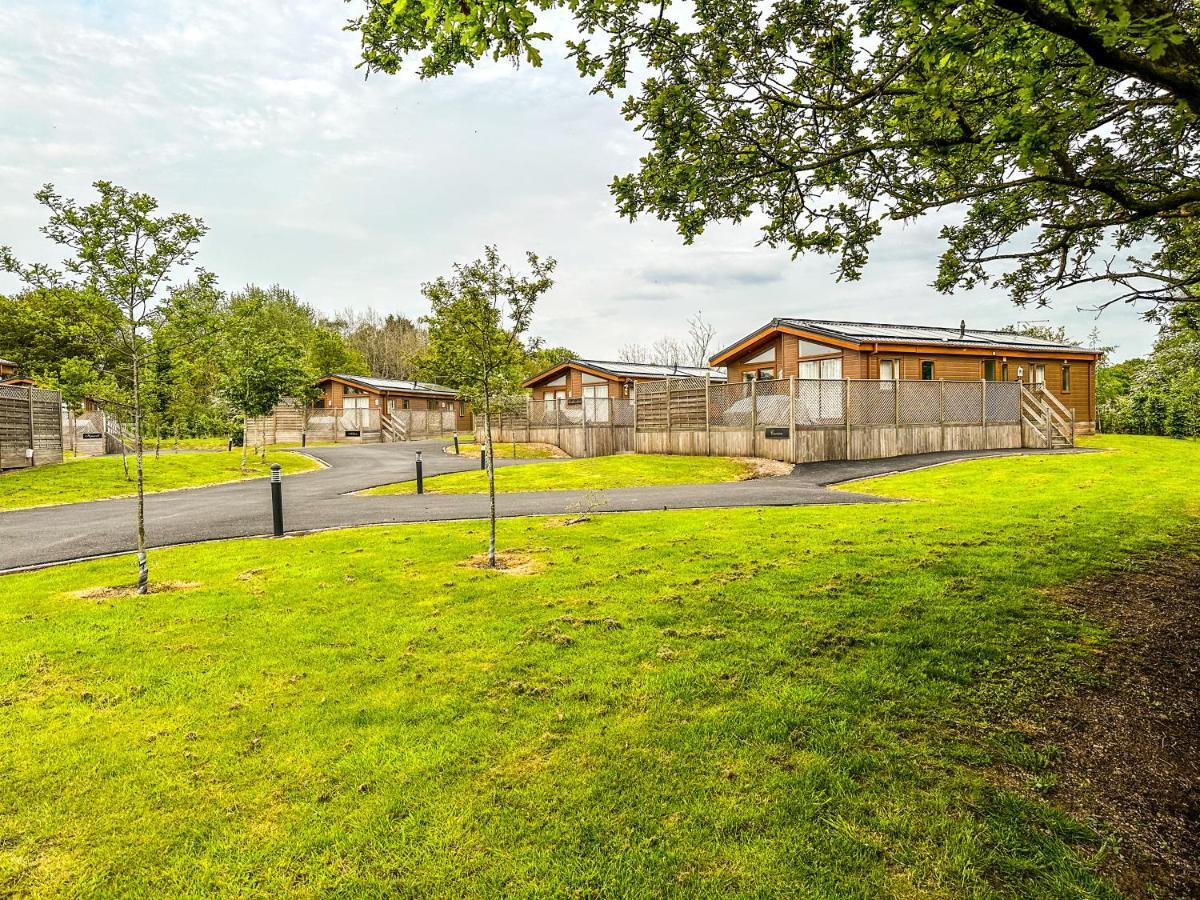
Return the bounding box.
[1020,384,1075,448]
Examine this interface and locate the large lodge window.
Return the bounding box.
[797,358,842,380]
[743,367,774,381]
[879,359,900,381]
[982,359,997,381]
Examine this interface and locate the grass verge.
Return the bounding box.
[444,441,562,459]
[0,435,1196,895]
[365,453,756,495]
[0,451,320,511]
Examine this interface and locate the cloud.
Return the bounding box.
[0,0,1158,362]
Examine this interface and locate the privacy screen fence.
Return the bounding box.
[497,378,1021,431]
[0,383,63,469]
[690,377,1024,429]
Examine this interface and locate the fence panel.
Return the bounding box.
[0,384,63,469]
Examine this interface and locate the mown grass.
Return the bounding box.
[366,453,755,495]
[0,450,320,511]
[446,441,561,459]
[0,435,1196,896]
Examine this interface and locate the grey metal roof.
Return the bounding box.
[713,318,1093,361]
[570,359,726,381]
[327,373,459,396]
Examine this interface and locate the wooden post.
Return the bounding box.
[750,378,758,459]
[979,379,988,451]
[843,378,851,460]
[581,390,589,458]
[27,383,35,467]
[788,376,796,464]
[940,379,947,451]
[704,373,712,457]
[1043,395,1052,448]
[665,378,672,452]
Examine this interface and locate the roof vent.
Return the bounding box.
[959,320,966,339]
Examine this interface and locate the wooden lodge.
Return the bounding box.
[709,318,1100,433]
[523,358,725,403]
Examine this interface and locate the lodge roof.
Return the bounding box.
[322,373,459,396]
[710,318,1098,364]
[524,358,726,387]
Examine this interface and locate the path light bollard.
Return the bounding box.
[480,446,487,470]
[415,450,424,495]
[270,463,284,537]
[301,431,307,448]
[228,437,233,453]
[453,432,460,455]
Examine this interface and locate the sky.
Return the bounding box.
[0,0,1159,362]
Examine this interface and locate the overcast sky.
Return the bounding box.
[1,0,1158,361]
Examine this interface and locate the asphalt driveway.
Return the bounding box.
[0,442,1078,572]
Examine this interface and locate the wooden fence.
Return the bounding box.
[0,384,63,470]
[485,377,1036,464]
[248,402,459,446]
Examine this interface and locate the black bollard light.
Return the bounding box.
[270,463,284,537]
[480,446,487,470]
[301,431,307,448]
[415,450,424,495]
[453,432,460,455]
[228,437,233,453]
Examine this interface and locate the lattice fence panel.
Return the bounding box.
[942,381,984,424]
[709,381,754,428]
[984,381,1020,423]
[794,379,846,425]
[898,381,942,425]
[848,380,897,426]
[751,379,792,427]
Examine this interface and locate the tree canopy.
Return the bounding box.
[351,0,1200,312]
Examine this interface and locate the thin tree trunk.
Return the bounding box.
[483,387,496,568]
[241,413,248,469]
[261,415,267,462]
[119,421,130,480]
[132,351,149,595]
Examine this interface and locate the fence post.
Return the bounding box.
[665,378,672,451]
[27,383,35,466]
[1043,395,1052,448]
[843,379,851,460]
[704,373,712,457]
[582,390,589,458]
[750,378,758,459]
[940,379,947,450]
[788,376,796,463]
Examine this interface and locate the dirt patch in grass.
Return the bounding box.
[460,551,541,575]
[1035,549,1200,898]
[72,581,202,600]
[733,457,793,479]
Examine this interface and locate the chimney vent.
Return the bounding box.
[959,319,966,339]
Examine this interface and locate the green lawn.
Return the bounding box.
[366,453,755,495]
[0,435,1196,895]
[0,451,320,511]
[445,440,561,459]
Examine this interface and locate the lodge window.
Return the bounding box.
[798,358,843,380]
[1002,363,1010,381]
[743,367,774,381]
[879,359,900,381]
[427,399,436,410]
[921,360,935,380]
[1061,365,1070,392]
[982,360,997,381]
[402,398,410,410]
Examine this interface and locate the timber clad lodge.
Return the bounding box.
[710,318,1099,433]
